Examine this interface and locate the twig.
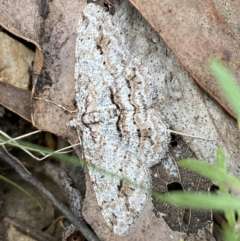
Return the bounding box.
[0,130,42,146]
[0,146,100,241]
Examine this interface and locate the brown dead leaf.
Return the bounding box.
[129,0,240,117]
[30,0,86,143]
[0,82,31,121]
[0,0,44,74]
[0,0,44,120]
[0,0,41,45]
[0,28,34,121]
[0,0,86,141]
[0,0,42,45]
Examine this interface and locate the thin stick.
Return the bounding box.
[0,130,42,145]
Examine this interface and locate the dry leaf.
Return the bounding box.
[0,0,41,45]
[31,0,86,142]
[0,82,31,121]
[0,0,44,74]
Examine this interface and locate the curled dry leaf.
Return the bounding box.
[0,0,86,140]
[0,0,43,119]
[129,0,240,117]
[0,0,41,45]
[0,0,44,74]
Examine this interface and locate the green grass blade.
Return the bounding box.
[0,138,150,196]
[178,159,240,193]
[216,148,236,227]
[0,174,43,210]
[209,58,240,125]
[216,148,226,172]
[223,224,240,241]
[158,191,240,212]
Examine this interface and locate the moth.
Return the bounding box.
[70,3,170,235]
